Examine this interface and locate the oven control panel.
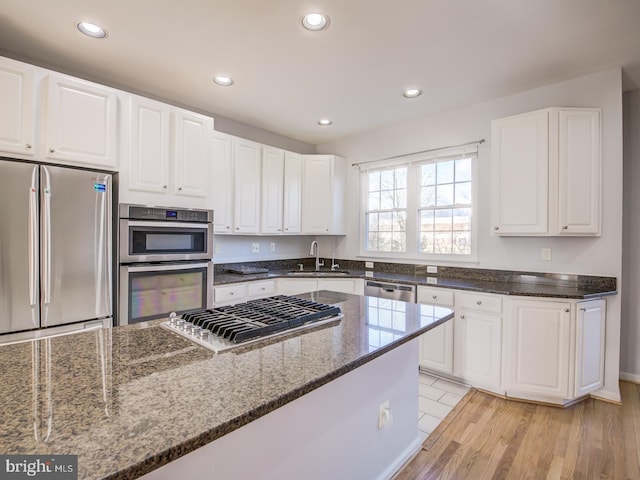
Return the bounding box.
[120,204,213,223]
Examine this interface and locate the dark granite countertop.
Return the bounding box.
[214,268,617,300]
[0,291,452,480]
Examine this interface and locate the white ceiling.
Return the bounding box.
[1,0,639,146]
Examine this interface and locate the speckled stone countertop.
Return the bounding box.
[214,264,617,299]
[0,291,452,480]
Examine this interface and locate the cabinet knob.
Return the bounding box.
[229,292,234,296]
[580,307,587,312]
[225,226,230,230]
[564,308,570,313]
[476,300,482,305]
[460,315,465,319]
[163,185,168,189]
[236,227,240,230]
[432,295,437,299]
[49,148,55,153]
[494,226,499,230]
[325,229,329,232]
[178,187,183,191]
[26,143,32,149]
[562,225,568,230]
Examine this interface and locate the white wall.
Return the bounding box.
[317,68,624,398]
[214,235,320,264]
[621,89,640,380]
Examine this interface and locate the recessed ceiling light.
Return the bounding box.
[213,75,234,86]
[302,13,330,31]
[403,88,422,98]
[77,22,107,38]
[317,119,333,126]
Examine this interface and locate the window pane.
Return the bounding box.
[420,210,434,231]
[393,211,406,231]
[367,232,378,251]
[455,181,471,205]
[379,212,392,231]
[368,171,380,191]
[396,169,407,189]
[379,232,392,251]
[456,158,472,182]
[396,188,407,208]
[435,209,452,231]
[392,232,406,251]
[368,192,380,210]
[380,190,395,210]
[419,232,434,253]
[381,170,395,190]
[436,184,454,206]
[367,212,378,231]
[453,231,471,254]
[421,164,436,186]
[421,186,435,206]
[437,160,454,184]
[434,231,452,254]
[453,208,471,230]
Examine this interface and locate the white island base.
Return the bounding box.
[141,340,421,480]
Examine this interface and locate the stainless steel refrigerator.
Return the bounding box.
[0,157,112,339]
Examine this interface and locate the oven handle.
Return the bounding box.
[123,262,212,273]
[124,220,210,229]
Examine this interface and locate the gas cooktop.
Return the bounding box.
[161,295,343,353]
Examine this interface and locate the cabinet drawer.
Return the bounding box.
[247,280,276,299]
[417,286,454,307]
[456,291,502,313]
[214,284,247,304]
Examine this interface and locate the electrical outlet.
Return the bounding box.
[378,400,392,429]
[427,277,438,285]
[541,247,552,261]
[270,242,276,252]
[365,271,374,278]
[426,265,438,274]
[251,243,259,253]
[365,261,374,269]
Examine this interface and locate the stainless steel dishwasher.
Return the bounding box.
[364,280,416,302]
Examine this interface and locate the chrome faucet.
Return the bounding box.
[310,241,324,271]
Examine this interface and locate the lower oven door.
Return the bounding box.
[119,261,214,325]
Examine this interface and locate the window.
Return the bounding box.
[361,145,477,259]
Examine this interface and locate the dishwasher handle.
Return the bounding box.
[366,281,414,292]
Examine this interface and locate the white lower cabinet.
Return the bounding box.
[506,297,606,404]
[507,299,572,400]
[247,280,276,300]
[454,291,504,395]
[417,286,455,376]
[214,283,247,307]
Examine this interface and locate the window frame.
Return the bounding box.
[359,149,479,263]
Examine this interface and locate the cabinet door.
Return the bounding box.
[557,109,601,235]
[0,57,36,156]
[283,152,303,233]
[211,131,233,233]
[46,73,117,169]
[455,310,502,393]
[172,110,212,198]
[491,110,549,235]
[302,155,332,233]
[128,96,170,193]
[277,278,318,295]
[417,287,455,374]
[508,300,571,399]
[247,280,276,300]
[575,299,605,396]
[214,283,247,307]
[233,139,262,233]
[261,146,284,234]
[317,278,364,295]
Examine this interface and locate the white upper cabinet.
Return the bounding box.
[0,56,36,157]
[128,96,171,193]
[261,146,285,234]
[283,152,303,234]
[172,109,212,198]
[45,73,118,169]
[557,109,601,235]
[211,131,233,233]
[233,138,262,233]
[491,107,601,236]
[302,154,347,234]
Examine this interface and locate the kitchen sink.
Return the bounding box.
[286,270,351,276]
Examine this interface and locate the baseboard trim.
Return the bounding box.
[619,372,640,384]
[379,435,422,480]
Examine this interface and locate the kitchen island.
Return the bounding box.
[0,291,453,480]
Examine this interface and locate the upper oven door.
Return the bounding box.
[119,219,213,263]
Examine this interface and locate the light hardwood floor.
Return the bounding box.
[395,381,640,479]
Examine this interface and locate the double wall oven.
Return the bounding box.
[118,204,214,325]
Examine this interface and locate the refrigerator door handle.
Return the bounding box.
[42,167,52,305]
[29,167,38,306]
